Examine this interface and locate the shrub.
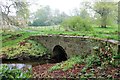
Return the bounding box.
[85,55,101,68]
[61,16,93,31]
[81,54,101,73]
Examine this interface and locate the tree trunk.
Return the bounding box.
[101,24,106,28]
[100,13,107,28]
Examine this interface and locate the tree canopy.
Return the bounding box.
[87,1,118,28]
[30,6,68,26]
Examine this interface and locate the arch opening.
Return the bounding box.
[52,45,67,63]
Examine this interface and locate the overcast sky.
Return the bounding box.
[29,0,83,14]
[28,0,119,14]
[1,0,119,15]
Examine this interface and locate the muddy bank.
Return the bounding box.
[1,52,67,65]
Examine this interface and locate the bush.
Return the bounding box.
[61,16,93,31]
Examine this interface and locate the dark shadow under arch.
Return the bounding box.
[52,45,67,63]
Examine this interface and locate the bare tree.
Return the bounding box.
[0,0,29,30]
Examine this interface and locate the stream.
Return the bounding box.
[1,54,58,73]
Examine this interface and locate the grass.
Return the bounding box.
[49,55,83,72]
[1,25,118,58]
[49,54,100,72]
[1,25,119,78]
[2,25,117,45]
[2,30,40,47]
[24,25,118,40]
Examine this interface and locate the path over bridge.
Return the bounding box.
[29,35,119,58]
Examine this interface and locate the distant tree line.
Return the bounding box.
[29,6,68,26]
[1,0,118,31]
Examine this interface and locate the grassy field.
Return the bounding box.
[1,25,118,47]
[24,25,118,40]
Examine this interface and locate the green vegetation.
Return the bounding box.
[24,25,118,40]
[49,54,99,72]
[61,16,92,31]
[29,6,68,26]
[81,54,101,73]
[93,2,117,28]
[1,39,47,59]
[1,30,45,47]
[1,0,119,79]
[0,64,32,79]
[49,44,119,72]
[1,24,118,59]
[49,55,83,72]
[1,31,48,59]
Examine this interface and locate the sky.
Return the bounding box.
[1,0,119,15]
[29,0,83,14]
[28,0,119,14]
[1,0,84,15]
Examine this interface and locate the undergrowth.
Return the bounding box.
[1,40,48,59]
[49,55,83,72]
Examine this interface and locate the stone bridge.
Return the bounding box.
[29,35,119,58]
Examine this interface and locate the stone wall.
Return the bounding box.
[29,35,119,58]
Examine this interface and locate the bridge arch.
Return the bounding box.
[52,45,67,62]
